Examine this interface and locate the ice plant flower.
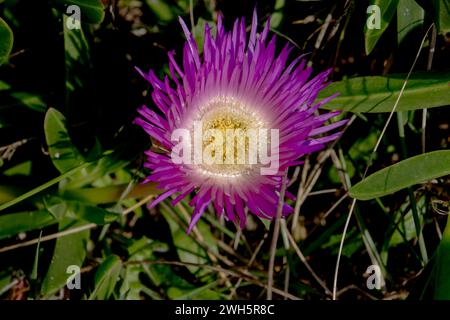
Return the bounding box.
[135,11,346,233]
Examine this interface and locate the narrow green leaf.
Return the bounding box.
[350,150,450,200]
[318,72,450,113]
[0,18,13,65]
[31,231,43,280]
[434,216,450,299]
[61,182,159,205]
[10,92,47,112]
[3,161,32,176]
[0,162,90,212]
[89,255,122,300]
[0,210,56,240]
[44,108,84,174]
[41,220,89,296]
[52,0,105,24]
[364,0,399,54]
[397,0,424,45]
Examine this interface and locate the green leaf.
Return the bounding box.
[0,18,13,65]
[388,196,425,247]
[397,0,424,45]
[60,183,159,205]
[62,154,129,190]
[0,210,57,240]
[431,0,450,34]
[44,108,84,174]
[63,14,92,112]
[31,231,43,280]
[434,216,450,299]
[89,255,122,300]
[3,161,32,176]
[0,81,11,91]
[0,162,90,212]
[350,150,450,200]
[10,92,47,112]
[52,0,105,24]
[44,196,119,225]
[319,72,450,113]
[41,220,90,296]
[160,201,209,275]
[168,281,222,300]
[144,0,176,23]
[364,0,399,54]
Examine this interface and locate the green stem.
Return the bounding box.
[396,112,428,264]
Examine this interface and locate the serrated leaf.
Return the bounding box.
[364,0,399,54]
[89,255,122,300]
[0,18,13,65]
[319,72,450,113]
[44,108,84,174]
[41,220,89,296]
[350,150,450,200]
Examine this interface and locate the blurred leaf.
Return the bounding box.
[348,130,379,162]
[193,18,212,54]
[44,108,84,174]
[431,0,450,34]
[328,157,355,184]
[0,81,11,90]
[41,220,90,296]
[350,150,450,200]
[52,0,105,24]
[322,229,363,258]
[434,216,450,299]
[0,17,13,65]
[319,72,450,113]
[3,161,32,176]
[89,255,122,300]
[10,92,46,112]
[0,210,56,240]
[168,281,222,300]
[63,14,91,112]
[397,0,424,44]
[270,0,285,28]
[61,182,159,205]
[144,0,176,23]
[44,196,119,224]
[364,0,399,54]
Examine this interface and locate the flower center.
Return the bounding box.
[196,96,266,178]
